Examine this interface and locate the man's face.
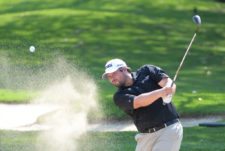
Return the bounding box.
[106,68,126,87]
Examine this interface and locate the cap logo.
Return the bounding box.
[106,64,112,69]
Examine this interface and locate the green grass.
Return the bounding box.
[175,93,225,116]
[0,89,37,104]
[0,0,224,118]
[1,127,225,151]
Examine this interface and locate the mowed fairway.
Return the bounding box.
[1,127,225,151]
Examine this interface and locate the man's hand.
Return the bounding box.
[161,86,173,98]
[159,78,175,104]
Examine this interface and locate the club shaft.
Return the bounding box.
[171,33,197,87]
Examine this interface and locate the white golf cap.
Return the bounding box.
[102,58,128,79]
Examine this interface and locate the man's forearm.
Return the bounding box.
[133,87,172,109]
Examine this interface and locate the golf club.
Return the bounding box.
[163,15,201,104]
[171,15,201,86]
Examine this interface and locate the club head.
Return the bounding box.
[192,15,201,25]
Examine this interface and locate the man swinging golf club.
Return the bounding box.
[102,59,183,151]
[102,15,201,151]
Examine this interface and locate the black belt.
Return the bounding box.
[143,119,180,133]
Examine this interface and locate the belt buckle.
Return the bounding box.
[153,128,156,132]
[164,123,167,127]
[148,128,156,133]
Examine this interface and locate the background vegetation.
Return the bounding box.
[0,0,224,119]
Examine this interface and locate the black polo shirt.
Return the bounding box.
[113,65,179,132]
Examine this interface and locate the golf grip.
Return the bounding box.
[170,32,197,87]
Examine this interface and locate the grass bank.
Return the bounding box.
[0,127,225,151]
[0,0,224,118]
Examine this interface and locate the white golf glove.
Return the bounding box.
[163,94,173,104]
[162,78,173,104]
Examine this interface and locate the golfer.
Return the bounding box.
[102,58,183,151]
